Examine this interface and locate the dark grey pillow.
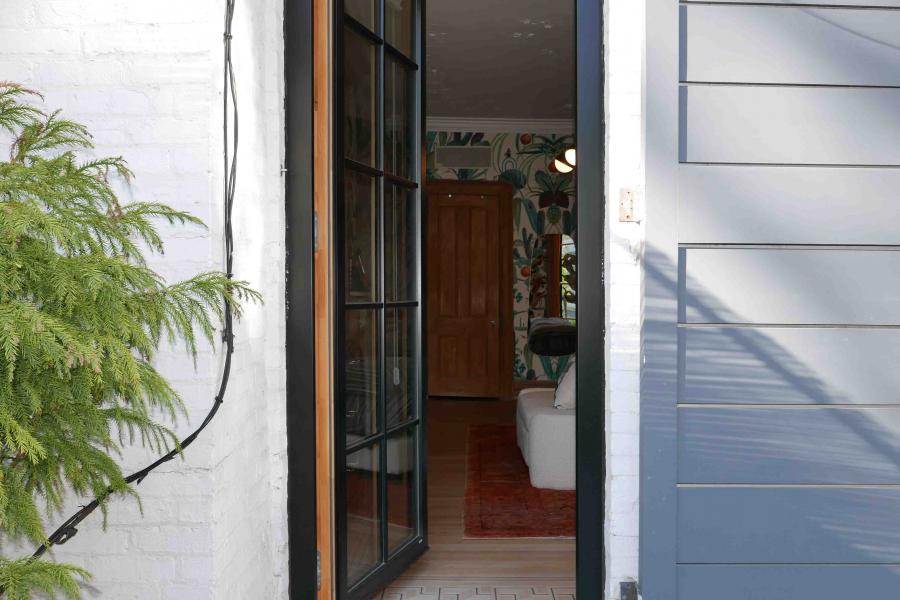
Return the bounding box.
[528,317,576,356]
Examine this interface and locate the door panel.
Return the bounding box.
[644,0,900,596]
[693,0,900,7]
[679,407,900,484]
[682,328,900,406]
[426,188,507,398]
[682,5,900,87]
[335,1,424,597]
[678,487,900,563]
[682,86,900,165]
[683,248,900,325]
[678,165,900,245]
[679,565,900,600]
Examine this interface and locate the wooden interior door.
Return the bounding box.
[426,181,512,399]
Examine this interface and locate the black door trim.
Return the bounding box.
[576,0,607,598]
[335,0,428,597]
[284,0,318,597]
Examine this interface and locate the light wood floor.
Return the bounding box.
[384,398,576,592]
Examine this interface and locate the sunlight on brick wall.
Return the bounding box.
[605,0,644,597]
[0,2,287,598]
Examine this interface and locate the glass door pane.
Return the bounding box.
[384,0,414,56]
[345,28,377,167]
[345,309,379,444]
[385,306,417,427]
[345,172,378,303]
[385,58,413,179]
[385,184,417,301]
[346,443,381,583]
[386,428,417,553]
[345,0,377,30]
[338,1,422,597]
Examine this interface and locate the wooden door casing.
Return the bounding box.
[426,181,513,399]
[313,0,334,597]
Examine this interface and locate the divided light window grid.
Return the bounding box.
[338,0,422,594]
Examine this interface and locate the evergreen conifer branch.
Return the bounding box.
[0,83,259,598]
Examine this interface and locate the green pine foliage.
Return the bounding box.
[0,83,260,598]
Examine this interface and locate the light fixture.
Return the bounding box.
[549,146,577,173]
[553,158,574,174]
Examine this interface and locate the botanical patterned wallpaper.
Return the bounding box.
[426,131,575,381]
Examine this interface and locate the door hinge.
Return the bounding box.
[313,211,319,253]
[316,549,321,590]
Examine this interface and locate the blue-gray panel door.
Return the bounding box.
[642,2,900,598]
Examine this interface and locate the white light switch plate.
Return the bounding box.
[619,188,638,222]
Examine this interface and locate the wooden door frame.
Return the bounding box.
[425,180,515,400]
[312,0,336,596]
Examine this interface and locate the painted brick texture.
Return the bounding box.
[605,0,644,597]
[0,2,288,598]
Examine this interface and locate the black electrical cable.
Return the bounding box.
[10,0,240,575]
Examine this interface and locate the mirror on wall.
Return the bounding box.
[538,233,577,321]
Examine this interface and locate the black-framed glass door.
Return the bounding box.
[334,0,425,598]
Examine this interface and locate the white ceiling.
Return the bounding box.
[425,0,575,121]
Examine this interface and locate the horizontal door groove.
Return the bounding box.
[682,81,900,90]
[681,161,900,168]
[677,562,900,566]
[678,323,900,329]
[678,162,900,170]
[679,243,900,250]
[680,1,900,9]
[678,403,900,408]
[679,483,900,488]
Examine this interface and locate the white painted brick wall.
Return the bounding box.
[210,1,288,597]
[605,0,644,598]
[0,2,287,598]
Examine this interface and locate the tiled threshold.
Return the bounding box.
[376,577,576,599]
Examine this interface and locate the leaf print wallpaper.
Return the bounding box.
[426,131,575,381]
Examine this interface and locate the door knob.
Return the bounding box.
[489,320,497,328]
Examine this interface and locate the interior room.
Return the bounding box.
[364,0,578,596]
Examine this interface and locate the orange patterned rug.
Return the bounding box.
[464,424,576,538]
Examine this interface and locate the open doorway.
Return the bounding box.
[379,0,579,596]
[307,0,604,597]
